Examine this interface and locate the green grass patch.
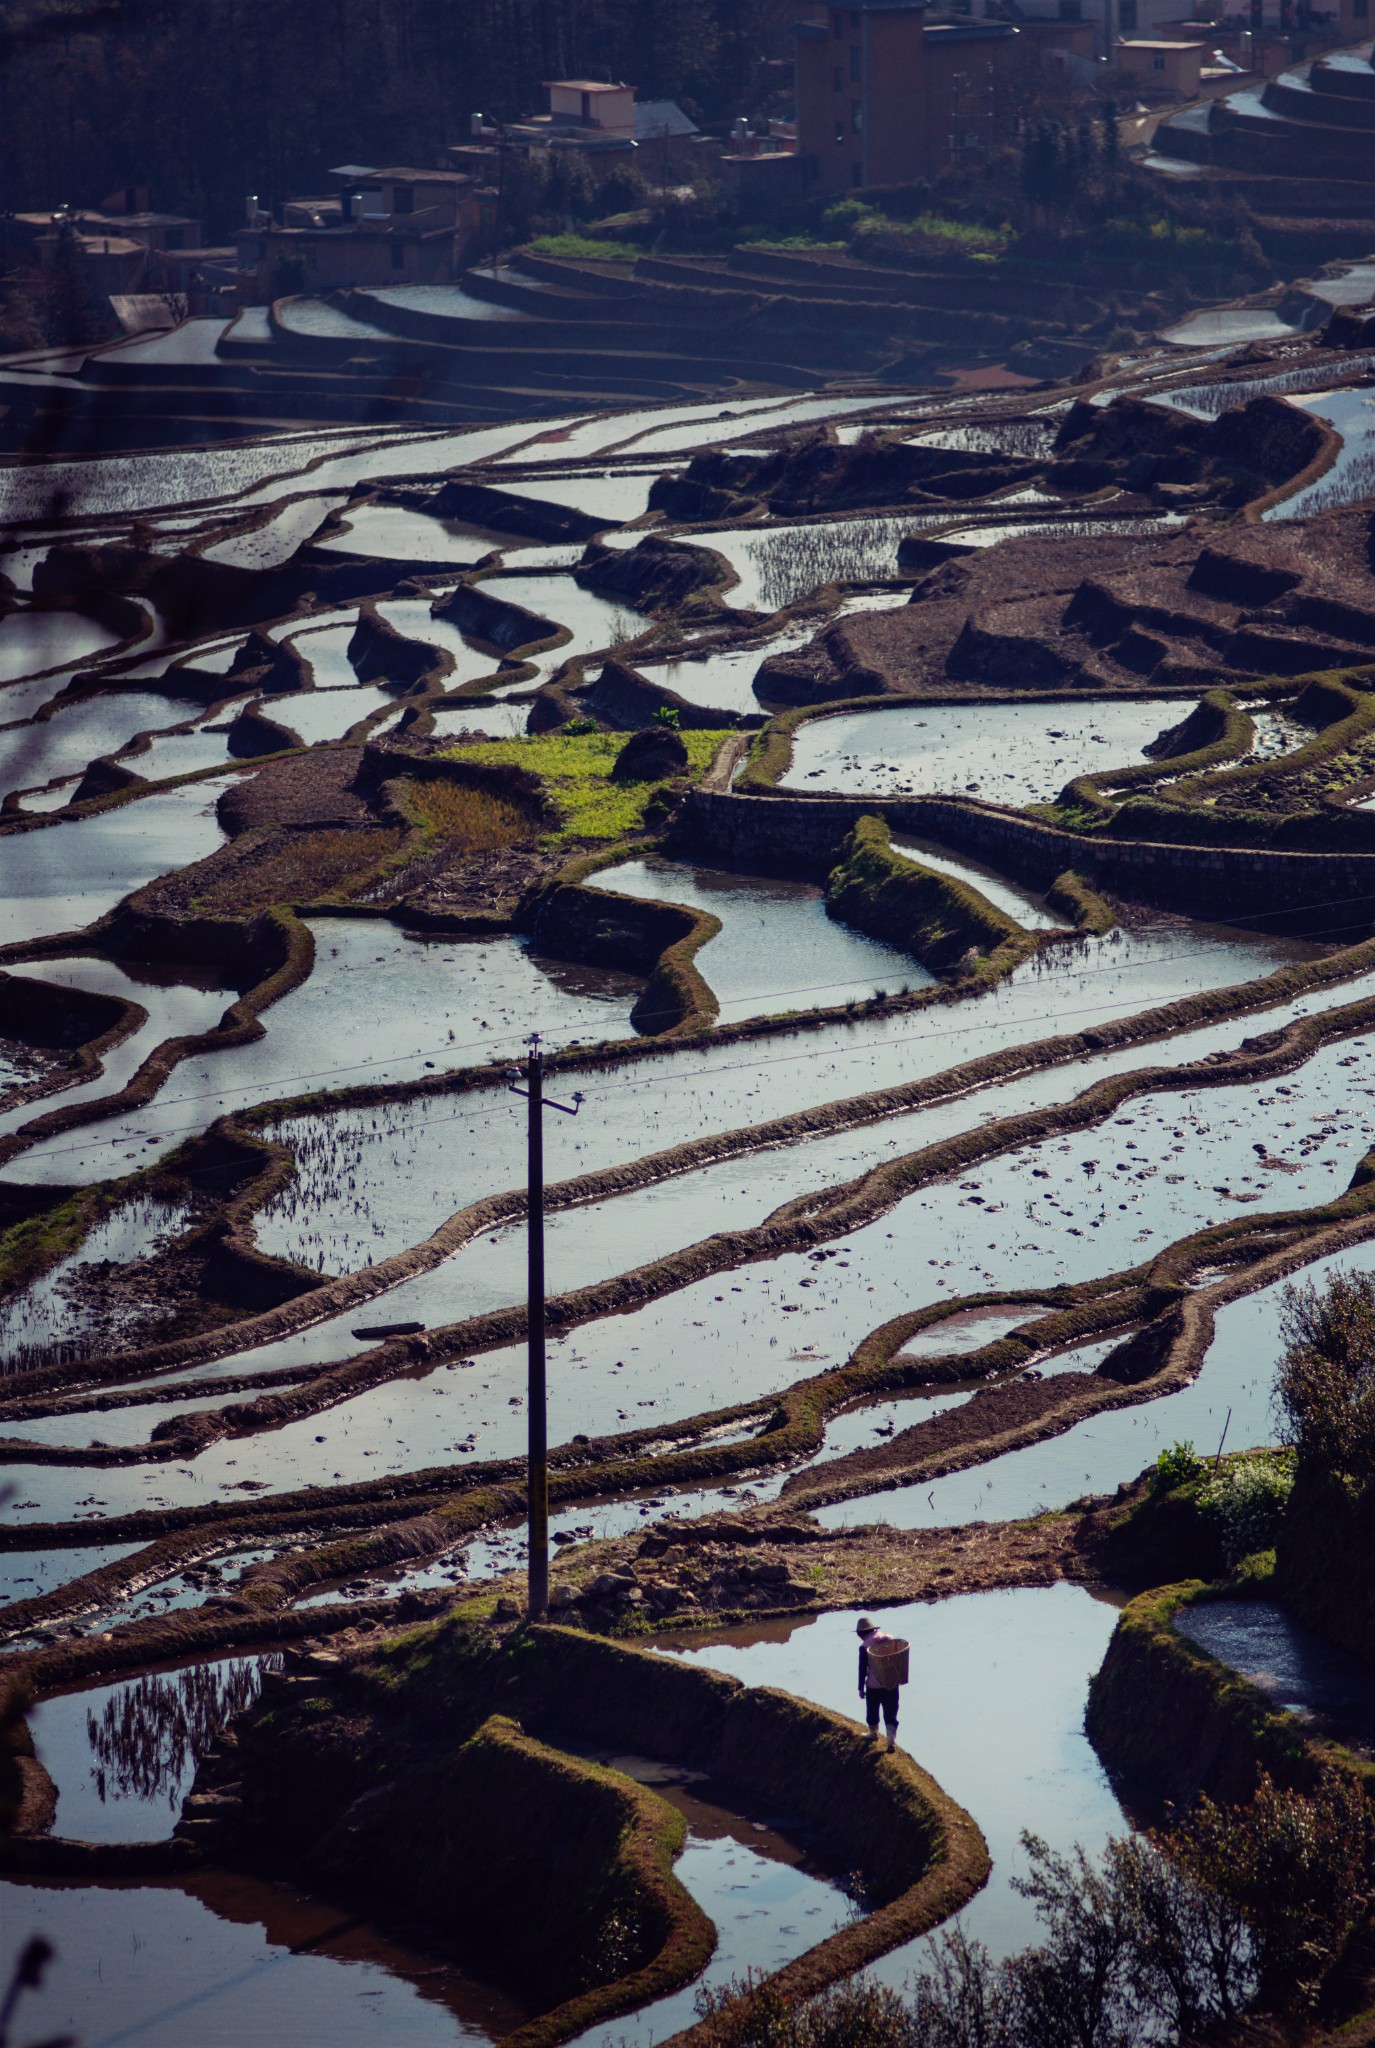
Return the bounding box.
[527,233,640,263]
[447,730,728,842]
[741,232,846,253]
[849,208,1011,257]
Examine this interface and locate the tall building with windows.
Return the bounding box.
[795,0,1018,192]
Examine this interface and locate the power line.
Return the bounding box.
[13,906,1375,1169]
[14,871,1375,1131]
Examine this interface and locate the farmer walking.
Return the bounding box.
[856,1615,907,1753]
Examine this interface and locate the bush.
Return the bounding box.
[1171,1767,1374,2010]
[1274,1268,1375,1486]
[526,233,642,263]
[1153,1440,1204,1492]
[1197,1451,1294,1569]
[692,1832,1255,2048]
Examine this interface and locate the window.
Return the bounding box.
[850,42,861,78]
[851,99,862,131]
[835,117,846,143]
[834,65,844,90]
[1120,0,1137,29]
[390,240,406,268]
[851,161,863,184]
[392,187,414,214]
[1357,0,1369,16]
[1057,0,1081,15]
[1152,50,1166,66]
[831,8,844,33]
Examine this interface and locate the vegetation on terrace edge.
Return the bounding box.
[445,729,728,842]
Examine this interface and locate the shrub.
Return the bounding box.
[1274,1268,1375,1486]
[526,233,642,263]
[1197,1451,1294,1568]
[691,1832,1256,2047]
[1153,1440,1204,1492]
[653,706,682,729]
[1171,1767,1374,2009]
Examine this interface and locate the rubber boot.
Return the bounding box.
[886,1730,898,1753]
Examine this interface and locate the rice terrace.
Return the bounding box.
[10,1,1375,2041]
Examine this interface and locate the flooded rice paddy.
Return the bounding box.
[1176,1597,1375,1755]
[783,699,1180,803]
[4,370,1373,2039]
[0,775,233,948]
[662,1584,1125,1961]
[4,921,641,1191]
[591,856,936,1023]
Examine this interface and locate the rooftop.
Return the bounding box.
[634,98,700,138]
[544,78,631,92]
[350,165,475,184]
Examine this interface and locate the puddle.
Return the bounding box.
[276,300,405,342]
[0,672,73,726]
[782,698,1183,806]
[0,419,575,526]
[106,319,231,366]
[2,1385,253,1450]
[611,395,894,461]
[888,836,1065,931]
[495,400,792,469]
[6,921,640,1189]
[591,855,936,1023]
[1158,352,1375,422]
[659,1584,1125,1960]
[282,622,362,690]
[0,610,125,684]
[30,1654,276,1842]
[133,723,240,782]
[2,1871,524,2048]
[1176,1598,1375,1754]
[0,774,233,948]
[909,421,1058,459]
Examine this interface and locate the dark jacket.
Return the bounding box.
[858,1629,896,1691]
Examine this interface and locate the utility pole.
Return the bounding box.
[507,1035,582,1621]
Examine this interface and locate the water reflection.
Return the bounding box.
[30,1655,278,1842]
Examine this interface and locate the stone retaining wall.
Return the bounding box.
[680,789,1375,929]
